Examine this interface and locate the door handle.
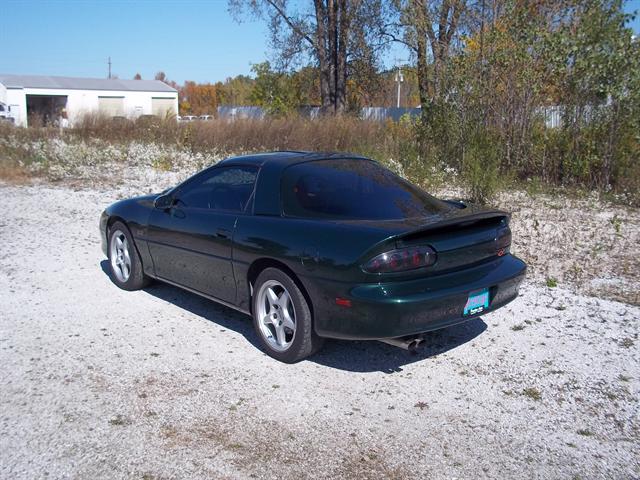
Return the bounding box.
[216,228,231,239]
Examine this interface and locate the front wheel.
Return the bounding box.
[252,268,324,363]
[108,221,150,291]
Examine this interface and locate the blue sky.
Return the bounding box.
[2,0,639,84]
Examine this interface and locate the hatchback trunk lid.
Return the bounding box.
[344,207,511,277]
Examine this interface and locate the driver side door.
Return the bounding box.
[146,165,258,304]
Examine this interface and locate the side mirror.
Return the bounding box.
[154,193,174,210]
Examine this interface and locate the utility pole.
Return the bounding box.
[394,65,404,108]
[108,57,112,79]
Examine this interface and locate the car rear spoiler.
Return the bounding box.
[394,210,509,246]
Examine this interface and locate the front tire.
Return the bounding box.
[108,221,150,291]
[252,268,324,363]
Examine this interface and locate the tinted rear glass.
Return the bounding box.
[281,159,452,220]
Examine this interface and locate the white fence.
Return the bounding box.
[212,104,588,128]
[360,107,421,122]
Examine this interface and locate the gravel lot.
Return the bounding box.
[1,181,639,480]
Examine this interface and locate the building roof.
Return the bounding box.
[0,74,177,93]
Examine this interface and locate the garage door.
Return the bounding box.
[98,96,124,117]
[152,97,176,118]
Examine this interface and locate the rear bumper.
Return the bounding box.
[305,255,526,340]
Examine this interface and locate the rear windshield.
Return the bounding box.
[281,159,452,220]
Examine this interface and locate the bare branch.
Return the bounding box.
[264,0,316,48]
[380,31,417,52]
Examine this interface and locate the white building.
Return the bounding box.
[0,82,8,121]
[0,74,178,127]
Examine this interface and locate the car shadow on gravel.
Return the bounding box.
[100,260,262,349]
[311,320,487,373]
[101,261,487,373]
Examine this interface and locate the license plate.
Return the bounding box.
[463,288,490,316]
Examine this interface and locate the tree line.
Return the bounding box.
[138,66,420,116]
[139,0,638,201]
[239,0,640,198]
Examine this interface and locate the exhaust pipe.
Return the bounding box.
[379,335,424,353]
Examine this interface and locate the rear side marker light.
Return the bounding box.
[363,246,437,274]
[335,297,352,308]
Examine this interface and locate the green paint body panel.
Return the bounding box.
[100,152,526,340]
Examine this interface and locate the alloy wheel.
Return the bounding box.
[110,229,132,283]
[256,280,297,352]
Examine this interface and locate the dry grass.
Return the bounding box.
[1,116,638,205]
[0,162,31,184]
[69,114,394,155]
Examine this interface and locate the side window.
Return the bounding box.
[177,166,258,212]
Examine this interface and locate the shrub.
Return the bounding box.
[461,129,502,204]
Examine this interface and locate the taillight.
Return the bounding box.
[496,227,511,256]
[363,246,437,274]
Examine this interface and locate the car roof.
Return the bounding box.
[217,151,370,167]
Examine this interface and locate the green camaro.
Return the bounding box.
[100,152,526,362]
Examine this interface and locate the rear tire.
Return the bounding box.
[252,268,324,363]
[108,221,150,291]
